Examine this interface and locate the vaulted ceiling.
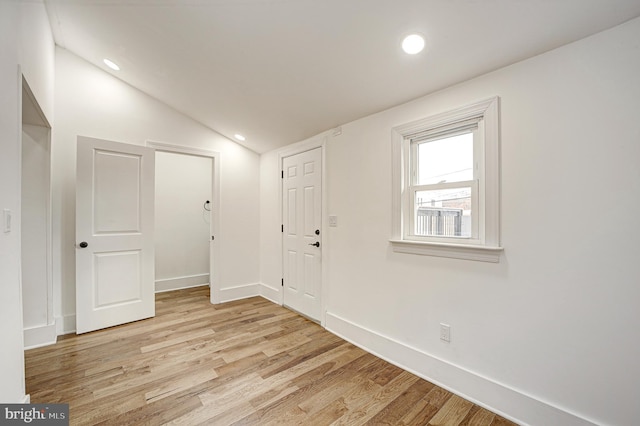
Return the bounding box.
[44,0,640,153]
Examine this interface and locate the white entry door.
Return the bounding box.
[282,147,322,321]
[76,136,155,334]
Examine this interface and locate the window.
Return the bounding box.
[391,97,503,262]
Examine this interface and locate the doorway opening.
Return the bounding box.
[21,77,54,349]
[147,142,220,304]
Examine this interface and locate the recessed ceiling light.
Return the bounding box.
[402,34,425,55]
[234,134,246,142]
[103,58,120,71]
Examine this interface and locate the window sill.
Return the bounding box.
[389,239,503,263]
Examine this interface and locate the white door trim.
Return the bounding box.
[146,141,221,304]
[278,136,327,326]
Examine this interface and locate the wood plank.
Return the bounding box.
[330,370,420,425]
[460,405,497,426]
[428,394,475,426]
[365,379,435,425]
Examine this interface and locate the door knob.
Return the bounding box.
[308,241,320,248]
[79,241,88,248]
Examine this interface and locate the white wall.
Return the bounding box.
[53,48,261,332]
[155,151,212,292]
[19,2,55,124]
[21,125,51,329]
[0,0,55,403]
[259,149,283,301]
[260,17,640,426]
[0,1,26,404]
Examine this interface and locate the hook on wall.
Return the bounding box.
[203,200,211,211]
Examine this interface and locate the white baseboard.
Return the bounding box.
[156,282,209,294]
[55,314,76,335]
[217,283,260,303]
[155,274,209,293]
[325,312,597,426]
[23,323,57,349]
[259,283,281,305]
[21,394,30,404]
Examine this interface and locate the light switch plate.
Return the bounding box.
[328,215,338,227]
[3,209,11,233]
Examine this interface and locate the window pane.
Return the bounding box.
[417,133,473,185]
[415,188,471,237]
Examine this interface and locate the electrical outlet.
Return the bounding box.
[440,323,451,342]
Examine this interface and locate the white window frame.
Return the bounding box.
[391,97,503,262]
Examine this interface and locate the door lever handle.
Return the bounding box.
[308,242,320,248]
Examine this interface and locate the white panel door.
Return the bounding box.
[76,136,155,334]
[282,147,322,321]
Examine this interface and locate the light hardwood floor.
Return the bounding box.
[26,287,518,425]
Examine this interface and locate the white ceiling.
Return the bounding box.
[44,0,640,153]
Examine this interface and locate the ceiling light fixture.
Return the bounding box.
[103,58,120,71]
[234,134,246,142]
[402,33,425,55]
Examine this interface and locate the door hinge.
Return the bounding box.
[281,170,284,179]
[281,224,284,232]
[281,278,284,287]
